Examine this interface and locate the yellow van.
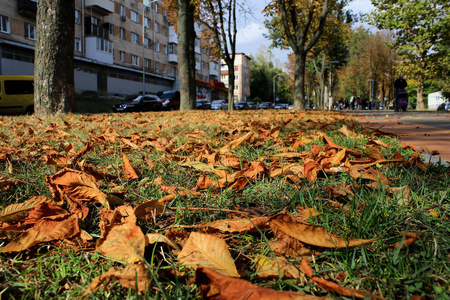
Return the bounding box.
[0,75,34,114]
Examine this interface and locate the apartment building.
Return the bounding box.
[0,0,224,98]
[220,53,251,102]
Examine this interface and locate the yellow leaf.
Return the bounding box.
[178,232,239,277]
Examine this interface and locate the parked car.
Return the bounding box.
[246,102,256,109]
[112,95,163,112]
[211,100,228,110]
[160,90,180,110]
[437,101,450,111]
[234,101,249,110]
[257,102,273,109]
[0,75,34,115]
[274,103,289,109]
[196,99,211,110]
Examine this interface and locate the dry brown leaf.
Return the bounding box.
[0,175,26,189]
[23,202,68,226]
[300,260,377,299]
[388,231,419,250]
[270,213,378,248]
[196,266,325,300]
[146,233,180,251]
[193,216,270,234]
[82,262,151,298]
[134,200,166,222]
[218,131,254,153]
[0,196,54,223]
[178,232,239,277]
[2,214,80,253]
[255,256,305,280]
[96,222,146,264]
[122,153,138,180]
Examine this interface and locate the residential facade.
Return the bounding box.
[221,53,251,102]
[0,0,224,99]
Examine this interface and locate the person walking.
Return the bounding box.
[394,75,408,111]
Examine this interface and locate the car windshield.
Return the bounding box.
[212,100,223,104]
[161,92,175,98]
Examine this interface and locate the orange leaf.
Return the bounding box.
[96,222,146,264]
[196,266,325,300]
[83,262,151,298]
[2,214,80,253]
[134,200,166,222]
[0,196,54,223]
[122,153,138,180]
[178,232,239,277]
[270,213,378,248]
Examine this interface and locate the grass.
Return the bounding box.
[0,110,449,299]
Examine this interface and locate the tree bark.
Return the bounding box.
[416,73,425,110]
[293,53,307,110]
[177,0,196,111]
[35,0,75,116]
[226,61,235,109]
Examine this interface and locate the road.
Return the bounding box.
[343,110,450,164]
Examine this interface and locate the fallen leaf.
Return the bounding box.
[134,200,166,222]
[196,266,325,300]
[255,256,305,279]
[122,153,138,180]
[270,213,378,248]
[178,232,239,277]
[0,196,54,223]
[2,214,80,253]
[96,222,146,264]
[83,262,151,298]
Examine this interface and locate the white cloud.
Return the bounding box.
[236,22,267,45]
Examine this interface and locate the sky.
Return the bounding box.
[235,0,376,66]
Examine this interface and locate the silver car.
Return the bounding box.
[211,100,228,110]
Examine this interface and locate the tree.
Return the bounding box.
[34,0,75,116]
[263,0,331,110]
[177,0,197,110]
[200,0,238,110]
[369,0,450,110]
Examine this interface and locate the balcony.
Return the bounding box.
[169,54,177,63]
[85,36,113,64]
[85,0,114,15]
[17,0,37,18]
[209,62,219,77]
[85,24,109,39]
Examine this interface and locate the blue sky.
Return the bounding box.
[235,0,376,66]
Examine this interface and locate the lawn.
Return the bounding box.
[0,110,448,299]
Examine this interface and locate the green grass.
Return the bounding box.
[0,110,449,299]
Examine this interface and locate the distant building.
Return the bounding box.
[428,91,447,110]
[0,0,224,98]
[221,53,251,102]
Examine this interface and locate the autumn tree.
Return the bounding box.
[200,0,238,110]
[176,0,197,110]
[34,0,76,116]
[369,0,450,110]
[263,0,331,110]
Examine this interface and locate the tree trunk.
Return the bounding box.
[293,53,306,110]
[34,0,75,116]
[416,73,425,110]
[177,0,196,111]
[226,61,235,110]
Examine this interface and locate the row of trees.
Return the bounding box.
[34,0,448,116]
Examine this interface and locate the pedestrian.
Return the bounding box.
[394,74,408,111]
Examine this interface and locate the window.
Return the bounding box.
[163,45,167,54]
[144,58,151,69]
[120,51,125,62]
[170,66,176,75]
[168,44,177,54]
[75,10,80,24]
[132,55,139,66]
[130,10,139,23]
[235,85,239,90]
[155,3,159,13]
[96,38,113,53]
[235,75,239,81]
[163,26,167,36]
[155,61,159,72]
[144,38,151,48]
[109,24,114,35]
[155,42,160,52]
[4,80,34,95]
[154,22,159,33]
[162,64,166,73]
[144,17,151,28]
[120,5,125,16]
[74,38,81,52]
[0,15,9,33]
[24,23,36,40]
[131,32,139,44]
[120,28,125,39]
[91,16,99,26]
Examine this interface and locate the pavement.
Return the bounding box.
[344,110,450,166]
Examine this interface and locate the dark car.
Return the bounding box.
[437,101,449,111]
[112,95,163,112]
[160,90,180,110]
[246,102,257,109]
[257,102,273,109]
[234,101,249,110]
[196,99,211,110]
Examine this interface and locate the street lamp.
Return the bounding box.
[273,73,282,105]
[328,61,339,110]
[143,0,158,95]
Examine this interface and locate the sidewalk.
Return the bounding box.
[348,111,450,165]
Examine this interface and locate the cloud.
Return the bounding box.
[236,22,268,45]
